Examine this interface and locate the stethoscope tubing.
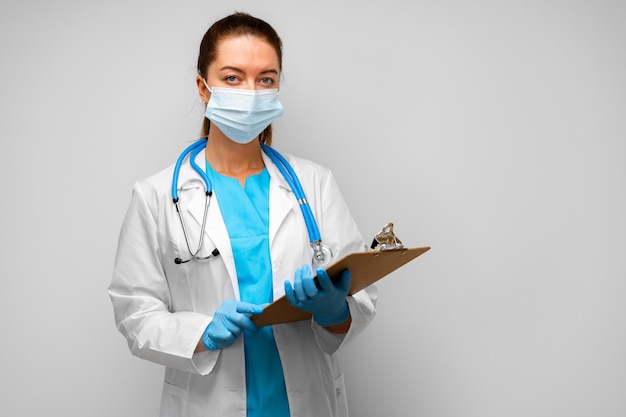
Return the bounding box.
[189,142,211,192]
[172,139,209,201]
[260,144,321,243]
[172,138,329,266]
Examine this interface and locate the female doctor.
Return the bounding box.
[108,12,377,417]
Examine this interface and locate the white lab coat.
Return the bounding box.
[108,148,377,417]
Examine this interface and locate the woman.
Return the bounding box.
[108,12,377,417]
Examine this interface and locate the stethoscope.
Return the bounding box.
[171,138,332,267]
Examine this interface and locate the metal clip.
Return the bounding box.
[370,222,404,251]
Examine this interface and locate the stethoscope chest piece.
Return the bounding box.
[311,241,332,268]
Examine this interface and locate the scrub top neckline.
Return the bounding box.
[205,160,267,189]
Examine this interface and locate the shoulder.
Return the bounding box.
[129,163,176,207]
[267,151,347,203]
[138,164,174,186]
[277,152,334,180]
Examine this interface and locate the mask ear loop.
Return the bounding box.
[202,79,213,94]
[200,79,212,108]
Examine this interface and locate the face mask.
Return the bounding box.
[203,81,284,144]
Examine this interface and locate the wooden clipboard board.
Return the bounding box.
[251,246,430,326]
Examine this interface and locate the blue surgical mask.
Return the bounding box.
[203,81,284,144]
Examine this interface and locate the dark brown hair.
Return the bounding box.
[197,12,283,145]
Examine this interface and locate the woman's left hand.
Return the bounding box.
[284,265,351,327]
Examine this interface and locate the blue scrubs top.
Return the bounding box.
[206,161,290,417]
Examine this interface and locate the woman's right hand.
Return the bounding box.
[201,300,264,351]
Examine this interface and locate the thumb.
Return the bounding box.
[236,302,264,316]
[284,280,297,305]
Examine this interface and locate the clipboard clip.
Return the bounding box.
[370,222,404,251]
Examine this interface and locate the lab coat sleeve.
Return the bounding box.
[310,168,378,354]
[312,286,378,353]
[108,181,218,375]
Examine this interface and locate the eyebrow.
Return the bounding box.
[219,66,279,75]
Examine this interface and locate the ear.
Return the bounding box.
[196,76,210,104]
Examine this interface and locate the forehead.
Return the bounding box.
[212,34,280,70]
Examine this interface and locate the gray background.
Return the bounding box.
[1,1,624,416]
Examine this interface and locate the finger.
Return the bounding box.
[236,302,265,316]
[337,269,351,293]
[223,317,244,336]
[208,324,237,348]
[315,268,334,292]
[293,267,308,302]
[216,334,236,348]
[224,312,258,334]
[302,268,319,298]
[235,315,258,332]
[284,280,297,306]
[218,299,238,313]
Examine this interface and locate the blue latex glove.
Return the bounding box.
[202,300,264,351]
[284,265,351,327]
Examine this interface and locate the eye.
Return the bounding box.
[224,75,239,84]
[259,77,275,87]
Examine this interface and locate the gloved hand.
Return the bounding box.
[202,300,264,351]
[284,265,351,327]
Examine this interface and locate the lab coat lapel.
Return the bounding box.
[180,150,239,297]
[175,148,297,300]
[262,151,297,244]
[184,148,295,241]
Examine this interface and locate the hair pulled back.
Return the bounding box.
[197,12,283,145]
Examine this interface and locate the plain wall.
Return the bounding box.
[1,1,624,416]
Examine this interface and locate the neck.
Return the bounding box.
[205,131,265,180]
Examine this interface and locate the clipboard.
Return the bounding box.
[251,246,430,326]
